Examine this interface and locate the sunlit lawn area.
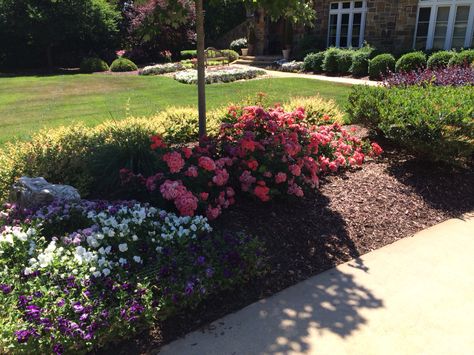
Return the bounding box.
[0,74,352,144]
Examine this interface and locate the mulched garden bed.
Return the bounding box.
[97,141,474,355]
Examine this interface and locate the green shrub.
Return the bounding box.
[80,57,109,73]
[395,51,427,72]
[337,50,353,74]
[347,85,474,164]
[303,52,324,72]
[222,49,239,62]
[181,49,197,59]
[448,49,474,66]
[368,53,396,80]
[427,51,456,69]
[322,48,342,74]
[283,95,345,125]
[350,51,370,77]
[110,58,138,72]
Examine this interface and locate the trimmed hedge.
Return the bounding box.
[80,57,109,73]
[110,58,138,72]
[337,50,353,74]
[180,49,197,59]
[368,53,396,80]
[347,85,474,164]
[448,49,474,66]
[395,51,427,72]
[322,48,342,74]
[350,51,370,77]
[427,51,456,69]
[303,52,324,72]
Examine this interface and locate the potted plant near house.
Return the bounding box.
[282,21,293,60]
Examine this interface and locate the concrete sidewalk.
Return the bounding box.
[157,214,474,355]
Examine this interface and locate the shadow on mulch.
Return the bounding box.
[95,146,474,355]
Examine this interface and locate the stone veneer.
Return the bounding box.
[309,0,419,53]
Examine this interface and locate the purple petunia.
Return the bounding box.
[0,283,13,294]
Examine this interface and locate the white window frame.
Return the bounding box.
[414,0,474,50]
[327,1,367,48]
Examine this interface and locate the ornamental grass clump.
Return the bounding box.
[0,201,264,354]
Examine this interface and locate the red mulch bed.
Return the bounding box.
[96,142,474,355]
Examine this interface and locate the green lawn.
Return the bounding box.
[0,73,352,144]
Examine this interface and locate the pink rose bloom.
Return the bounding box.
[198,156,216,171]
[288,183,304,197]
[206,206,221,220]
[247,159,259,171]
[182,147,193,159]
[371,142,383,156]
[254,185,270,202]
[212,169,229,186]
[275,172,287,184]
[175,192,198,216]
[163,152,185,173]
[185,166,198,178]
[348,157,357,166]
[226,187,235,198]
[200,192,209,201]
[239,170,256,185]
[160,180,186,200]
[289,164,301,176]
[241,138,256,152]
[328,162,338,172]
[263,171,272,178]
[353,151,365,165]
[285,141,301,157]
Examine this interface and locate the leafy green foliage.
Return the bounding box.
[337,50,353,74]
[110,58,138,72]
[395,51,427,72]
[303,52,325,72]
[80,57,109,73]
[350,51,370,77]
[368,53,396,80]
[0,0,120,69]
[448,49,474,66]
[322,48,342,74]
[347,85,474,164]
[427,51,456,69]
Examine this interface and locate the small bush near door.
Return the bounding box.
[368,53,396,80]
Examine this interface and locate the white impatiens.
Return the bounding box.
[174,66,266,85]
[6,201,214,280]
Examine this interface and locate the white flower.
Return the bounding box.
[133,256,142,263]
[119,258,127,265]
[93,271,101,278]
[156,246,163,253]
[132,235,138,241]
[118,243,128,252]
[102,268,111,276]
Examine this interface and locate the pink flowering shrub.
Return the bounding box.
[121,106,382,218]
[218,106,381,202]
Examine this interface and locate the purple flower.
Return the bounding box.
[196,256,206,265]
[33,291,43,298]
[53,343,64,355]
[184,281,194,295]
[72,302,84,313]
[57,299,65,307]
[15,328,38,344]
[0,284,12,294]
[205,267,214,278]
[25,304,41,321]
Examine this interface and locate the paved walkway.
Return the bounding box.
[157,214,474,355]
[235,64,380,86]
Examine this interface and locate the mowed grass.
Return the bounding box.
[0,73,352,144]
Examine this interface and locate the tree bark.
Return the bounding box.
[196,0,207,140]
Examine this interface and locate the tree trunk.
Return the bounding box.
[196,0,207,140]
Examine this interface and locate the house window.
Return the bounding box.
[327,1,367,48]
[415,0,474,50]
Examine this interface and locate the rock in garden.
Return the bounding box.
[10,177,81,208]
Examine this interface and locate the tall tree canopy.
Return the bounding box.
[0,0,120,69]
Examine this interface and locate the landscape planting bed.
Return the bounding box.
[103,137,474,354]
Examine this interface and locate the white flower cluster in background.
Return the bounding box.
[139,62,185,76]
[174,66,266,85]
[280,61,304,73]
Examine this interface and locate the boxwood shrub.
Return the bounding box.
[350,51,370,77]
[448,49,474,66]
[347,85,474,164]
[427,51,456,69]
[337,50,353,74]
[110,58,138,72]
[395,51,427,72]
[323,47,342,74]
[368,53,396,80]
[181,49,197,59]
[303,52,325,72]
[80,57,109,73]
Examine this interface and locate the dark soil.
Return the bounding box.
[98,143,474,355]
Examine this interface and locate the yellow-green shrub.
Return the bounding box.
[284,95,345,125]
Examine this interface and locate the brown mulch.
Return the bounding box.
[97,143,474,355]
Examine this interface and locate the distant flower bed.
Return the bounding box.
[174,67,266,84]
[383,65,474,87]
[279,61,304,73]
[0,200,263,354]
[139,62,185,76]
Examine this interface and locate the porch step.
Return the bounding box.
[235,55,282,68]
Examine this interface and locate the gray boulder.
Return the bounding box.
[10,177,81,208]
